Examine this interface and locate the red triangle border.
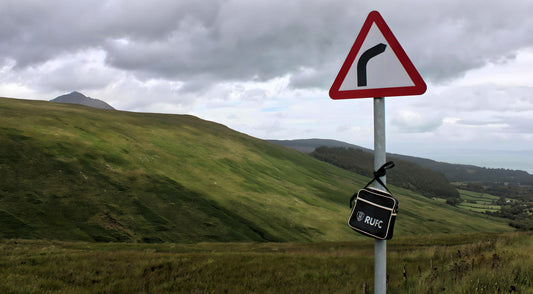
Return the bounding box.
[329,11,427,99]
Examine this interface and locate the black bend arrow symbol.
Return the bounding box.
[357,43,387,87]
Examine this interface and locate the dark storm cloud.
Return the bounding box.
[394,1,533,83]
[102,0,363,84]
[1,0,532,90]
[0,1,218,66]
[0,0,369,87]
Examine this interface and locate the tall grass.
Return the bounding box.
[389,233,533,293]
[0,232,531,293]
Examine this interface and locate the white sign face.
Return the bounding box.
[338,23,415,91]
[329,11,426,100]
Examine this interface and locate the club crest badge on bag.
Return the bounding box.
[348,161,398,240]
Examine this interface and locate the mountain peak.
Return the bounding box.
[68,91,86,98]
[51,91,115,110]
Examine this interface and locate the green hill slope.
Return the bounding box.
[0,97,512,242]
[310,146,460,200]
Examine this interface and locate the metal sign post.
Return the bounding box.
[373,97,387,294]
[329,11,426,294]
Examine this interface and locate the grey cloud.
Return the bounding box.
[1,0,532,92]
[392,1,533,83]
[390,111,443,133]
[392,81,532,122]
[505,117,533,134]
[34,51,117,92]
[452,116,533,138]
[456,119,502,126]
[0,0,219,66]
[0,0,370,85]
[36,65,113,92]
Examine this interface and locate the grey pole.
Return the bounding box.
[373,97,387,294]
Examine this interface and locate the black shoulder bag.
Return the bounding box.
[348,161,398,240]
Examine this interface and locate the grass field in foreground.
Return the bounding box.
[1,232,532,293]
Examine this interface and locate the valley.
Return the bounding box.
[0,97,514,243]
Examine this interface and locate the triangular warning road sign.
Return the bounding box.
[329,11,426,99]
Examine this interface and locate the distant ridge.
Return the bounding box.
[267,139,371,153]
[51,91,115,110]
[269,138,533,185]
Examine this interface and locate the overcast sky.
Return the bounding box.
[1,0,532,172]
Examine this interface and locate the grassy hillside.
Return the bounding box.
[310,146,459,200]
[0,97,512,243]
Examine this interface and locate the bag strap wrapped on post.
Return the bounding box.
[350,161,395,208]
